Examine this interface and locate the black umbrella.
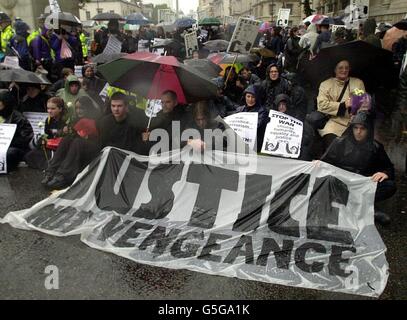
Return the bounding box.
[173,18,196,29]
[184,59,222,78]
[203,40,230,52]
[126,13,150,25]
[220,53,260,64]
[151,38,181,50]
[394,19,407,31]
[92,12,125,21]
[91,52,126,65]
[303,40,398,91]
[0,69,51,85]
[320,17,344,25]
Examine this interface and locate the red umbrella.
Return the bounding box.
[98,52,217,104]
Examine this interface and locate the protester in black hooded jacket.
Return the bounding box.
[321,111,396,225]
[0,89,34,172]
[260,64,291,111]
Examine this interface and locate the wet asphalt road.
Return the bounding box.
[0,121,406,300]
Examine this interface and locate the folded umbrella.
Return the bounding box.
[98,52,218,104]
[184,59,222,78]
[303,40,398,91]
[203,40,229,52]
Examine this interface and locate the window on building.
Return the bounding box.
[327,1,334,13]
[269,3,275,16]
[285,4,293,12]
[110,10,115,14]
[86,11,90,20]
[340,0,348,10]
[97,8,103,14]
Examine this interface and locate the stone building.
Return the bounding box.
[0,0,80,29]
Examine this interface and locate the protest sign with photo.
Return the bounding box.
[0,147,389,297]
[145,99,162,118]
[184,31,199,58]
[227,17,262,54]
[331,25,346,33]
[261,110,303,158]
[0,124,17,174]
[277,8,291,27]
[224,112,258,151]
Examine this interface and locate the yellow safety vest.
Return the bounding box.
[1,25,14,53]
[79,32,88,58]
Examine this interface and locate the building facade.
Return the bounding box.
[0,0,80,29]
[79,0,142,22]
[313,0,407,24]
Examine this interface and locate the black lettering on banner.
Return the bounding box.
[133,163,184,219]
[115,221,154,247]
[256,238,294,269]
[232,174,272,232]
[170,231,205,258]
[97,216,133,241]
[306,176,353,245]
[187,164,239,229]
[198,233,232,262]
[26,204,58,226]
[268,174,310,237]
[295,242,326,273]
[95,150,148,215]
[328,246,357,277]
[223,235,254,264]
[60,156,102,200]
[139,226,181,256]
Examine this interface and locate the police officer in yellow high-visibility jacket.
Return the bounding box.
[0,14,14,55]
[79,32,89,61]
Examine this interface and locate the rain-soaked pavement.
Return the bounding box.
[0,118,406,300]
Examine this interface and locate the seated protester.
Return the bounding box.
[236,85,268,153]
[283,73,308,122]
[19,83,50,113]
[0,89,34,172]
[99,92,144,153]
[81,77,105,114]
[25,97,67,169]
[82,64,106,95]
[48,67,73,96]
[42,96,101,189]
[142,90,192,153]
[185,101,228,152]
[223,65,244,104]
[260,64,291,111]
[208,77,238,118]
[236,67,261,92]
[321,112,396,225]
[56,75,93,119]
[316,60,365,152]
[274,94,315,161]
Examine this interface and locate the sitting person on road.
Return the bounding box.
[0,89,34,172]
[41,96,101,189]
[321,111,396,225]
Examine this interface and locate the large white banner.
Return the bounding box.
[261,110,303,158]
[0,123,17,174]
[224,112,258,151]
[277,9,291,27]
[0,147,388,297]
[227,17,262,54]
[184,31,199,58]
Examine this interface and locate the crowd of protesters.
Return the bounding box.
[1,11,407,227]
